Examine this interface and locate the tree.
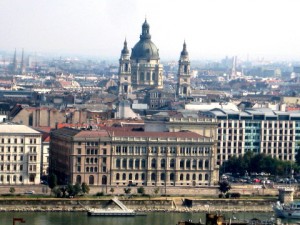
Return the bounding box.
[124,188,131,195]
[48,174,57,189]
[9,187,15,194]
[74,183,82,196]
[110,188,115,195]
[81,182,90,194]
[218,180,231,196]
[52,186,62,198]
[66,183,75,197]
[137,187,145,195]
[154,187,160,195]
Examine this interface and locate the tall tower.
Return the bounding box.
[177,41,191,98]
[118,39,132,96]
[11,49,18,74]
[20,49,26,75]
[230,56,237,80]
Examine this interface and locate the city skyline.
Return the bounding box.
[1,0,300,61]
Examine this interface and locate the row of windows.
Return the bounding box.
[0,164,23,171]
[1,138,24,144]
[0,175,23,182]
[0,146,24,153]
[115,146,211,155]
[77,148,107,155]
[115,158,210,169]
[0,155,24,161]
[115,172,209,181]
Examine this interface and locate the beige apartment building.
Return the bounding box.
[50,127,219,187]
[0,123,42,185]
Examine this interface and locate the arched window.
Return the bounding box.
[205,174,209,181]
[129,159,133,168]
[91,158,94,164]
[160,173,165,181]
[89,175,94,185]
[86,167,89,172]
[135,173,139,180]
[180,160,184,168]
[205,160,209,168]
[151,173,156,181]
[141,173,145,180]
[19,175,22,182]
[192,160,197,169]
[198,160,203,169]
[122,159,127,168]
[13,175,16,182]
[186,174,190,181]
[0,175,4,182]
[116,173,120,180]
[170,159,175,168]
[90,167,94,172]
[129,173,133,180]
[186,160,191,168]
[135,159,140,168]
[151,159,156,168]
[94,167,97,172]
[192,174,196,180]
[116,159,121,168]
[199,174,202,180]
[142,159,146,168]
[76,175,81,184]
[160,159,165,168]
[86,158,90,163]
[102,175,107,185]
[180,174,184,181]
[170,173,175,181]
[95,158,98,163]
[122,173,126,180]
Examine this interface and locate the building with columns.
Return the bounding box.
[50,127,219,187]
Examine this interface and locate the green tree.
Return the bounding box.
[67,183,75,197]
[110,188,115,195]
[48,174,57,189]
[218,180,231,196]
[137,187,145,195]
[52,186,62,198]
[81,182,90,194]
[74,183,82,196]
[124,188,131,195]
[9,187,15,194]
[154,187,160,195]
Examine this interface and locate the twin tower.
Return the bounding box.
[118,19,191,98]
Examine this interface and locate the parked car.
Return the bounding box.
[24,190,35,194]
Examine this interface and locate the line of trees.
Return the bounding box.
[221,151,299,176]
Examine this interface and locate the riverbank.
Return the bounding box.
[0,198,275,213]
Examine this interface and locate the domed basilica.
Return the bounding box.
[118,20,191,98]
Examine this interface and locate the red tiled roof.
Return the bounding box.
[110,130,204,138]
[74,130,110,138]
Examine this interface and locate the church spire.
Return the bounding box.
[121,38,129,55]
[140,19,151,40]
[180,41,188,57]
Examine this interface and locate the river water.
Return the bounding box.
[0,211,283,225]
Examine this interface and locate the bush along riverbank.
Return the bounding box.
[0,198,275,213]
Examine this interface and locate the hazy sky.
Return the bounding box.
[1,0,300,60]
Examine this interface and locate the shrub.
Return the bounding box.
[230,193,241,198]
[95,192,104,196]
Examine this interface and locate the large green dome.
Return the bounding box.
[131,20,159,60]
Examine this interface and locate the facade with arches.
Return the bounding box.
[50,127,218,187]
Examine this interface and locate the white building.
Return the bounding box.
[0,124,42,184]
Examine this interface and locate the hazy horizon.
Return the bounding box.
[1,0,300,61]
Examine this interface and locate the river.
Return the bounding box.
[0,211,285,225]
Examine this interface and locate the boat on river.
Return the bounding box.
[86,197,137,216]
[273,201,300,219]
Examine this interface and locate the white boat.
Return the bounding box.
[87,197,137,216]
[273,201,300,219]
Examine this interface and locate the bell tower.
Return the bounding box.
[177,41,191,98]
[118,39,132,96]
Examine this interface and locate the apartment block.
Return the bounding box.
[0,124,42,184]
